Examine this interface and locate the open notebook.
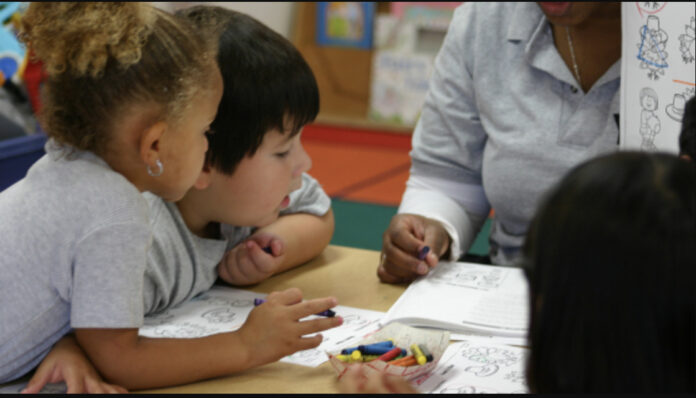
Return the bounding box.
[383,261,529,339]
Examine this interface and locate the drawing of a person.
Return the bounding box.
[639,87,660,151]
[637,16,669,80]
[678,17,695,63]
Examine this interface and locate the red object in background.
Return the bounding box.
[22,49,47,115]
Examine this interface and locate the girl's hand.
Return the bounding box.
[237,288,343,368]
[218,232,285,286]
[22,335,127,394]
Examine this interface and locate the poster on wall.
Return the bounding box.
[620,2,695,153]
[316,2,375,49]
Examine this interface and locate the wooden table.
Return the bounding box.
[140,245,406,394]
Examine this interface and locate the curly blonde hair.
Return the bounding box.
[20,2,216,155]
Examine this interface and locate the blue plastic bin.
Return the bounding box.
[0,133,47,192]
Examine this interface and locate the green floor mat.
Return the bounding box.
[330,198,491,256]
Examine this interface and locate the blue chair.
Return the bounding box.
[0,132,47,192]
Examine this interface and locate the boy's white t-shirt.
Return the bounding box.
[0,140,151,383]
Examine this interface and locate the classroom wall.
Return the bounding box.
[152,2,296,39]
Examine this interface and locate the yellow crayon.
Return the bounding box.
[351,349,362,361]
[410,343,427,365]
[335,354,352,362]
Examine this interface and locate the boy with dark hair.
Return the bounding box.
[140,6,335,314]
[24,6,337,392]
[678,95,695,161]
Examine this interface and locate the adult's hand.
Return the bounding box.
[378,214,451,284]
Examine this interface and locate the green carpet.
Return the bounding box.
[330,198,491,256]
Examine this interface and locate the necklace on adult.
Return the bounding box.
[565,26,582,89]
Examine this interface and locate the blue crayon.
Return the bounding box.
[359,345,407,356]
[341,340,394,355]
[418,246,430,260]
[317,309,336,317]
[253,298,336,318]
[262,246,273,254]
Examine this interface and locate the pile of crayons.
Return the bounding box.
[334,340,434,367]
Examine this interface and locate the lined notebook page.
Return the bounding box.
[384,262,529,337]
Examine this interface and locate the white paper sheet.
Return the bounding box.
[415,339,529,394]
[448,332,528,348]
[383,262,529,338]
[620,2,695,153]
[139,285,385,367]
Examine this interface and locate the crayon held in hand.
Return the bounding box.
[418,246,430,260]
[253,298,336,317]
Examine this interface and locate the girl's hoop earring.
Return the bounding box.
[147,159,164,177]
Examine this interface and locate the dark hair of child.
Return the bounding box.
[522,151,696,393]
[678,95,696,160]
[175,6,319,175]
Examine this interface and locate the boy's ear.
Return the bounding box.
[192,162,213,190]
[139,120,167,168]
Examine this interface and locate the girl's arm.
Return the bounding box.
[74,288,341,390]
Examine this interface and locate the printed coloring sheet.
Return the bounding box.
[620,2,695,153]
[139,285,384,367]
[415,338,529,394]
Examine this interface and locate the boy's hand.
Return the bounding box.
[218,233,286,285]
[237,288,343,368]
[22,334,127,394]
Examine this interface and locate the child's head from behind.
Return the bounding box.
[522,151,696,392]
[20,2,222,201]
[679,95,696,161]
[177,6,318,227]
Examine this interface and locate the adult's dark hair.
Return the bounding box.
[679,95,696,160]
[522,151,696,392]
[176,5,319,175]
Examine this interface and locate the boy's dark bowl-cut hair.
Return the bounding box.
[177,6,319,175]
[522,151,696,393]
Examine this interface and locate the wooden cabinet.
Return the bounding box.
[291,2,413,133]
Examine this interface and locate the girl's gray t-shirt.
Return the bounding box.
[0,140,151,383]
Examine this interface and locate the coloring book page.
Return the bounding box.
[139,285,384,367]
[620,2,695,153]
[415,339,529,394]
[383,261,529,338]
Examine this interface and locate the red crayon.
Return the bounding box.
[377,347,402,362]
